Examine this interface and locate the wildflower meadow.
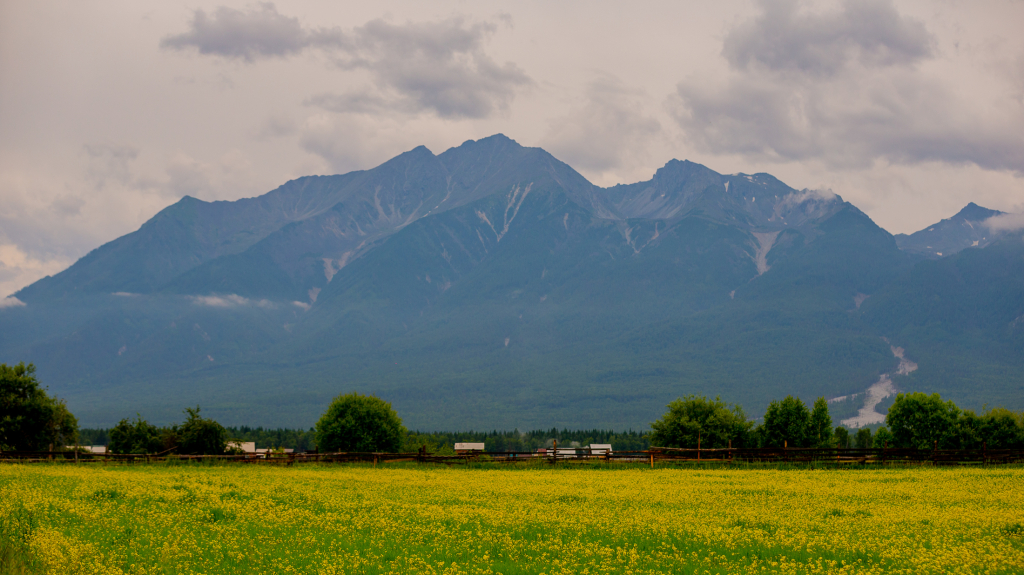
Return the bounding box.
[2,464,1023,574]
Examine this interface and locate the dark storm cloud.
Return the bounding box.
[723,0,932,76]
[163,5,530,119]
[671,0,1024,173]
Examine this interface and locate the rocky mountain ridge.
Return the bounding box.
[3,135,1021,429]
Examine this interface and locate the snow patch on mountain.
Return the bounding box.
[841,346,918,428]
[751,231,780,275]
[190,294,274,309]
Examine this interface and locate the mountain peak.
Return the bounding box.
[450,133,519,152]
[654,159,717,178]
[953,202,1002,221]
[895,202,1002,259]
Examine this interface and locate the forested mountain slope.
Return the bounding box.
[2,135,1021,428]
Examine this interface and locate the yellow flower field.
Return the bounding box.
[1,463,1022,574]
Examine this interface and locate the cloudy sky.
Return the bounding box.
[2,0,1023,297]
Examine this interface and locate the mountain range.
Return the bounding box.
[3,135,1022,429]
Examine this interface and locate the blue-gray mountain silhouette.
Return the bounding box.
[3,135,1021,428]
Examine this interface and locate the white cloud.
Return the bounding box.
[49,194,86,217]
[722,0,932,77]
[0,243,74,299]
[780,187,838,207]
[163,5,530,119]
[190,294,275,308]
[984,212,1024,232]
[0,296,26,310]
[669,0,1024,173]
[297,113,445,174]
[160,3,342,62]
[541,75,662,179]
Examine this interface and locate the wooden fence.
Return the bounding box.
[2,446,1022,466]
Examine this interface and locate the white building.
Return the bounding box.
[227,441,257,453]
[66,445,107,453]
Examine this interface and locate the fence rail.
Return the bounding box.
[2,446,1022,466]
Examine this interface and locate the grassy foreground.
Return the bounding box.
[1,464,1023,574]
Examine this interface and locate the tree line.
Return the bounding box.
[649,393,1024,450]
[5,361,1023,454]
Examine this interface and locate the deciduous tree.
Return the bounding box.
[886,393,960,449]
[109,414,165,454]
[316,393,405,452]
[175,406,228,455]
[980,408,1024,449]
[760,396,811,448]
[808,398,833,447]
[874,426,894,447]
[0,362,77,451]
[650,396,753,448]
[854,427,873,449]
[833,426,850,448]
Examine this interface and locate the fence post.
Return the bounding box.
[933,440,938,465]
[697,432,701,462]
[649,452,654,469]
